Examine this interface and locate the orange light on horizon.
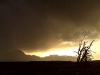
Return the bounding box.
[25,47,78,57]
[24,39,100,60]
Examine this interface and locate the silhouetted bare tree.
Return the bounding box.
[74,36,96,64]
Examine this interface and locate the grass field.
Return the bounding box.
[0,61,100,75]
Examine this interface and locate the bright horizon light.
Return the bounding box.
[24,39,100,60]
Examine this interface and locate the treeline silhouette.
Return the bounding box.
[0,50,77,61]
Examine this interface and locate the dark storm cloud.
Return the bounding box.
[0,0,100,52]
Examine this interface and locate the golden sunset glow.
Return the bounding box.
[24,39,100,60]
[31,47,78,57]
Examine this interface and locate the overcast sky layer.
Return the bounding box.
[0,0,100,54]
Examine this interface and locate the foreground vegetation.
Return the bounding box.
[0,61,100,75]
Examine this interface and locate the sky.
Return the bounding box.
[0,0,100,60]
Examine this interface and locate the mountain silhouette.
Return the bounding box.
[0,50,77,61]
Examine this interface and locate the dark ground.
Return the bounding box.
[0,61,100,75]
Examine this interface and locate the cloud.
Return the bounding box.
[0,0,100,52]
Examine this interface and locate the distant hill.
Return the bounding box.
[42,55,77,61]
[0,50,77,61]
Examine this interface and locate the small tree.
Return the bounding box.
[74,37,96,63]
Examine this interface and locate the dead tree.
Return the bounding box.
[74,37,96,63]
